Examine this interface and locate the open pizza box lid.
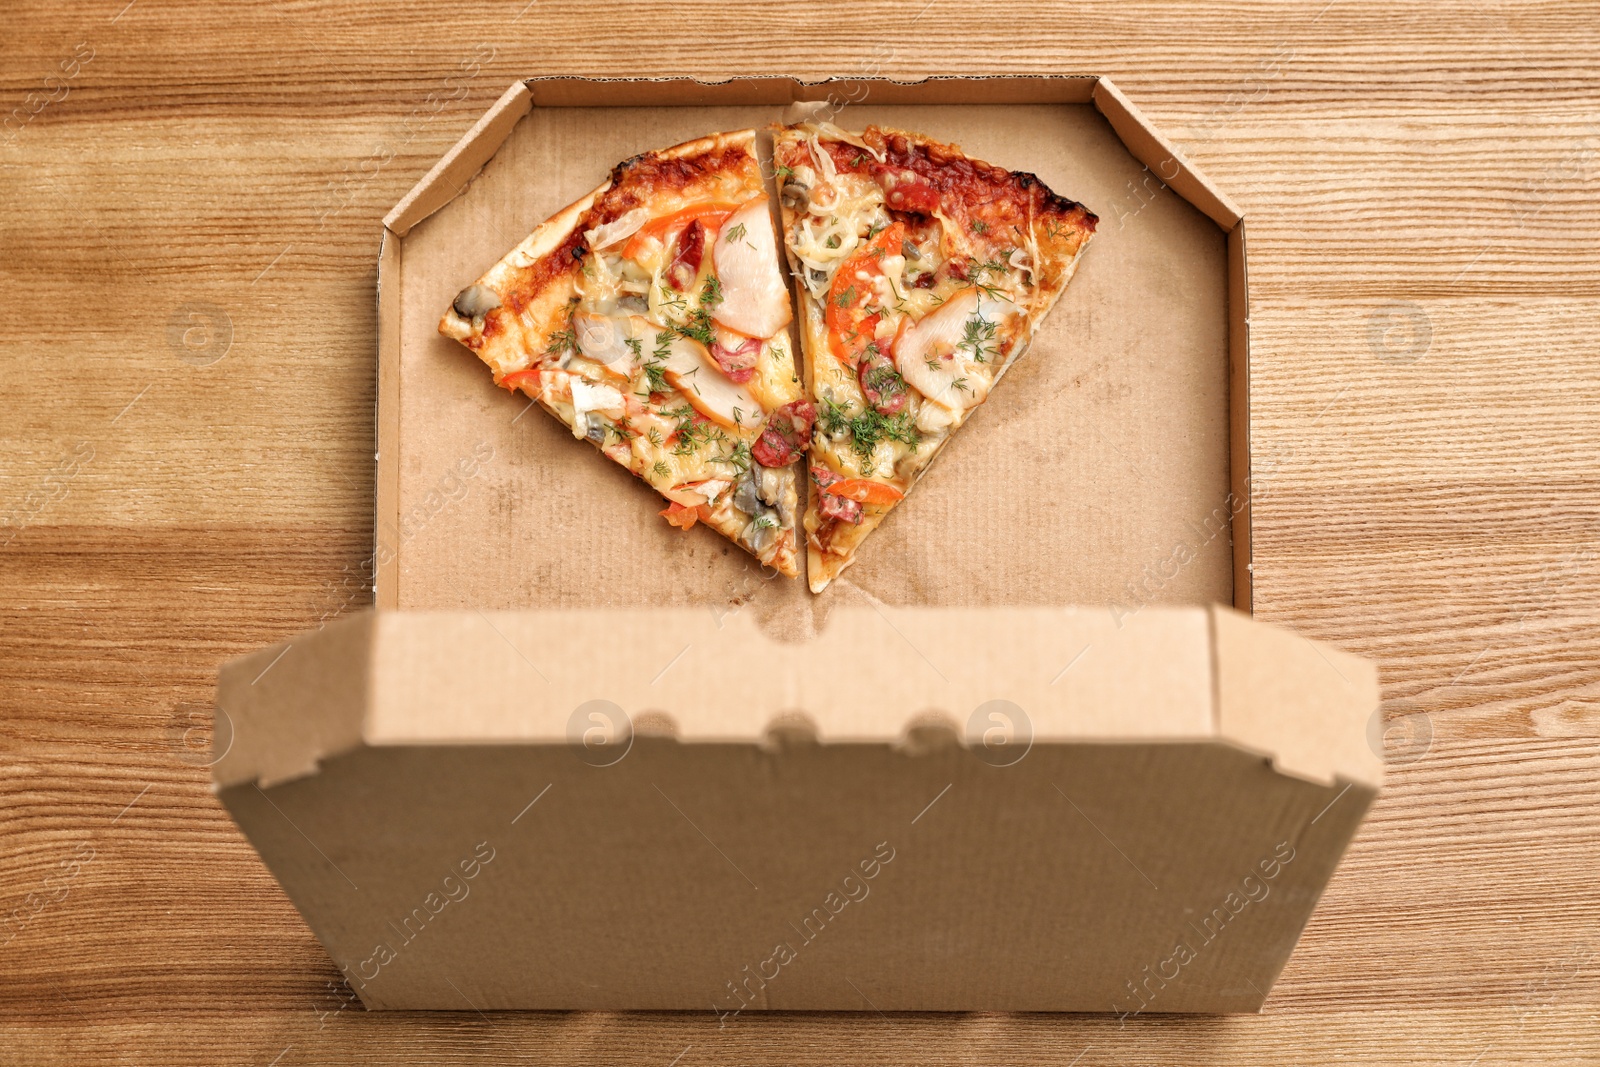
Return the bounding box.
[215,75,1381,1013]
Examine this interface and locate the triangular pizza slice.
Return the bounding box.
[772,122,1097,592]
[440,130,813,577]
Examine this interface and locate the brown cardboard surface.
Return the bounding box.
[221,76,1362,1015]
[1211,606,1382,789]
[214,607,1216,791]
[374,230,402,607]
[214,606,1378,1012]
[381,80,1234,625]
[525,74,1101,108]
[1091,78,1242,230]
[217,613,374,790]
[384,80,532,238]
[1228,221,1254,610]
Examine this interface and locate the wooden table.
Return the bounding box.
[4,2,1597,1063]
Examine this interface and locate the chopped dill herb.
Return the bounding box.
[725,223,746,244]
[968,258,1010,299]
[699,274,723,309]
[819,397,851,437]
[543,299,579,357]
[960,307,998,364]
[856,409,921,451]
[658,285,687,314]
[604,419,639,444]
[544,325,577,357]
[665,404,725,456]
[818,396,920,472]
[717,439,752,473]
[643,360,670,394]
[674,308,715,346]
[862,361,902,396]
[641,331,673,393]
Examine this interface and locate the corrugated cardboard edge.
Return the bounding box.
[211,614,376,790]
[1089,78,1252,610]
[1090,78,1242,230]
[384,80,533,239]
[374,230,401,610]
[373,75,1255,610]
[1209,605,1382,791]
[362,606,1219,747]
[1228,222,1253,611]
[212,607,1379,794]
[524,73,1101,107]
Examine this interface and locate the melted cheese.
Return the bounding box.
[747,333,800,412]
[780,130,1039,486]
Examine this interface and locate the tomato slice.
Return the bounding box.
[825,222,905,366]
[821,477,905,506]
[622,202,739,261]
[497,368,541,392]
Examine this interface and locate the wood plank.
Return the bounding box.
[3,0,1598,1060]
[2,740,1594,1017]
[3,1008,1599,1067]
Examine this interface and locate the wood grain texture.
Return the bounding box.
[3,0,1598,1063]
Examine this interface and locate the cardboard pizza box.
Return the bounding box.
[214,76,1380,1013]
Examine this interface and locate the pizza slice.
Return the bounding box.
[440,130,813,577]
[773,122,1097,592]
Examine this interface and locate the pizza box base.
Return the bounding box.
[376,76,1250,622]
[214,605,1379,1013]
[213,76,1380,1013]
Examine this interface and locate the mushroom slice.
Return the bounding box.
[574,312,656,378]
